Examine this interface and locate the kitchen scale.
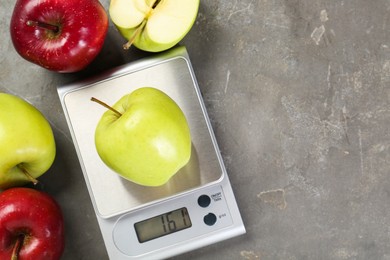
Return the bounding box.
[57,46,245,259]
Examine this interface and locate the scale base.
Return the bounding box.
[58,47,245,259]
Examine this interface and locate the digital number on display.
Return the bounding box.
[134,207,192,243]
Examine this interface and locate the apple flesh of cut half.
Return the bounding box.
[109,0,200,52]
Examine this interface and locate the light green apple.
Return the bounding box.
[109,0,200,52]
[93,87,191,186]
[0,93,56,189]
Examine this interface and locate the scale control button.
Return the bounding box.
[198,195,211,208]
[203,213,217,226]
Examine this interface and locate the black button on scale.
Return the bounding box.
[203,213,217,226]
[197,194,211,208]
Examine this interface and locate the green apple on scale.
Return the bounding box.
[109,0,200,52]
[0,93,56,189]
[91,87,191,186]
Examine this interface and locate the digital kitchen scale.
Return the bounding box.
[57,46,245,259]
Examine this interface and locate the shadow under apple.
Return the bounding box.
[117,143,201,205]
[58,26,152,83]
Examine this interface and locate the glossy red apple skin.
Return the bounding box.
[10,0,109,73]
[0,188,64,260]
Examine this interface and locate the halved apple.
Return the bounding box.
[109,0,200,52]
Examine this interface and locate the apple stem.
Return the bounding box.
[19,166,39,185]
[91,97,122,117]
[11,234,24,260]
[122,0,161,50]
[26,20,59,33]
[123,19,147,50]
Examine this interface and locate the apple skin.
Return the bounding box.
[10,0,109,73]
[110,0,200,52]
[0,93,56,189]
[94,87,191,186]
[0,187,64,260]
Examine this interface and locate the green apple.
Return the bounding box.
[92,87,191,186]
[109,0,200,52]
[0,93,56,189]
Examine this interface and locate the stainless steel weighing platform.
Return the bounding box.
[57,46,245,259]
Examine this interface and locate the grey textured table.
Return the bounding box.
[1,0,389,259]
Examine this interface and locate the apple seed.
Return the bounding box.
[152,0,162,9]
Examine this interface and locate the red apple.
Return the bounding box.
[10,0,109,73]
[0,188,64,260]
